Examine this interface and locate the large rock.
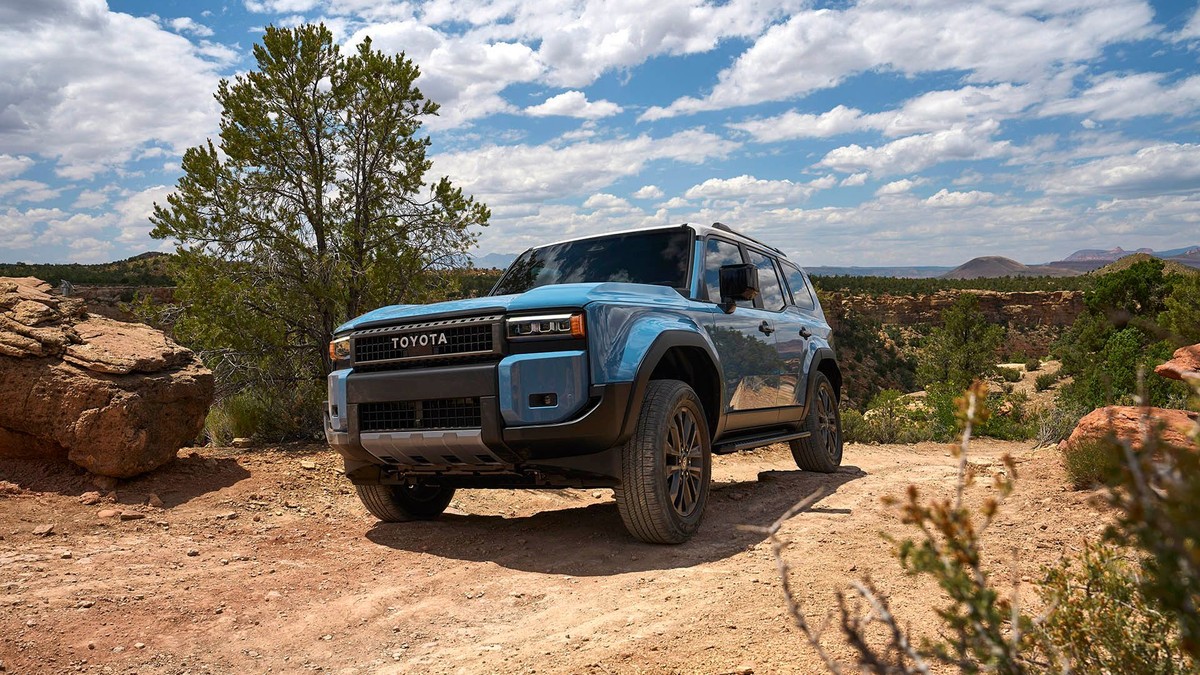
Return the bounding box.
[1155,344,1200,383]
[0,277,213,478]
[1061,406,1198,454]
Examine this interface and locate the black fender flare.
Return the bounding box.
[617,330,725,444]
[801,347,842,419]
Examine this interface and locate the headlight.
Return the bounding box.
[328,337,352,362]
[506,313,585,339]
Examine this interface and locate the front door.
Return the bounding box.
[701,238,785,416]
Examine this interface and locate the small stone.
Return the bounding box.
[97,509,120,519]
[186,549,199,557]
[134,642,145,649]
[231,437,253,448]
[78,492,102,506]
[147,494,163,508]
[76,600,95,608]
[118,512,145,521]
[112,646,124,653]
[591,491,603,499]
[25,619,36,627]
[32,523,54,536]
[300,461,316,470]
[214,607,223,614]
[61,551,73,559]
[88,642,95,650]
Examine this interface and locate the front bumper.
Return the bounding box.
[325,357,634,487]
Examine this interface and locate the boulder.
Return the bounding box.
[0,277,213,478]
[1154,344,1200,383]
[1061,406,1198,454]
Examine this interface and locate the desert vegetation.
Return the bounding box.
[775,380,1199,674]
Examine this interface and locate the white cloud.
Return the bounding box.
[1177,5,1200,41]
[925,188,996,207]
[582,193,634,210]
[0,0,225,179]
[684,175,821,206]
[0,155,35,180]
[244,0,319,13]
[169,17,214,37]
[0,180,61,203]
[525,91,622,119]
[432,128,739,205]
[728,105,870,142]
[1042,143,1200,197]
[643,1,1153,119]
[819,122,1010,176]
[73,189,109,209]
[353,24,542,128]
[1040,72,1200,121]
[840,172,869,187]
[875,179,920,196]
[68,237,115,263]
[632,185,664,199]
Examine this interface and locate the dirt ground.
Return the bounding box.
[0,438,1106,674]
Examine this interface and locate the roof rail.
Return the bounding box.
[710,222,786,256]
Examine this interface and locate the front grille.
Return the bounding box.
[358,398,482,432]
[352,315,500,366]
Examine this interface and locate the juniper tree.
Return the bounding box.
[151,24,489,393]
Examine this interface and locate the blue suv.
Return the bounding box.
[326,223,843,543]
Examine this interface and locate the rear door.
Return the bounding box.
[777,261,830,411]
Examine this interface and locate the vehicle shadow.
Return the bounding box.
[364,464,865,575]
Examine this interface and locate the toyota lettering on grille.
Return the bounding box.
[391,332,449,356]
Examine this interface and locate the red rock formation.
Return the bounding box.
[0,277,213,478]
[1154,344,1200,383]
[1061,406,1198,454]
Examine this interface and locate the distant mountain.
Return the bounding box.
[806,266,951,278]
[1062,247,1153,262]
[941,256,1080,280]
[472,252,517,269]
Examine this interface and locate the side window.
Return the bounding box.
[703,238,751,307]
[748,250,786,312]
[783,263,816,310]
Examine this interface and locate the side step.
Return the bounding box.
[713,429,810,455]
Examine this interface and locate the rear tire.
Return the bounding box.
[790,372,842,472]
[614,380,711,544]
[356,482,455,521]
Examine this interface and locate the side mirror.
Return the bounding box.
[718,263,759,314]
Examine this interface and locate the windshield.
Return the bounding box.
[490,229,693,296]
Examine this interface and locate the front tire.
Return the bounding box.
[356,481,455,521]
[790,372,843,472]
[614,380,712,544]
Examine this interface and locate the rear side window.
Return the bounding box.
[783,263,815,310]
[747,250,786,312]
[703,238,752,308]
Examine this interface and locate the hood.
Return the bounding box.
[335,282,690,332]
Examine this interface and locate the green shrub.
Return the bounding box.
[1025,358,1040,372]
[200,382,324,446]
[841,408,869,444]
[1041,543,1192,673]
[1034,372,1058,391]
[997,366,1022,382]
[1062,438,1124,489]
[1032,400,1088,447]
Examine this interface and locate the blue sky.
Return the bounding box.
[1,0,1199,267]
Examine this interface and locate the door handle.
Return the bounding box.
[758,320,775,335]
[799,326,812,338]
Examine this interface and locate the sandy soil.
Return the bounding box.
[0,438,1104,674]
